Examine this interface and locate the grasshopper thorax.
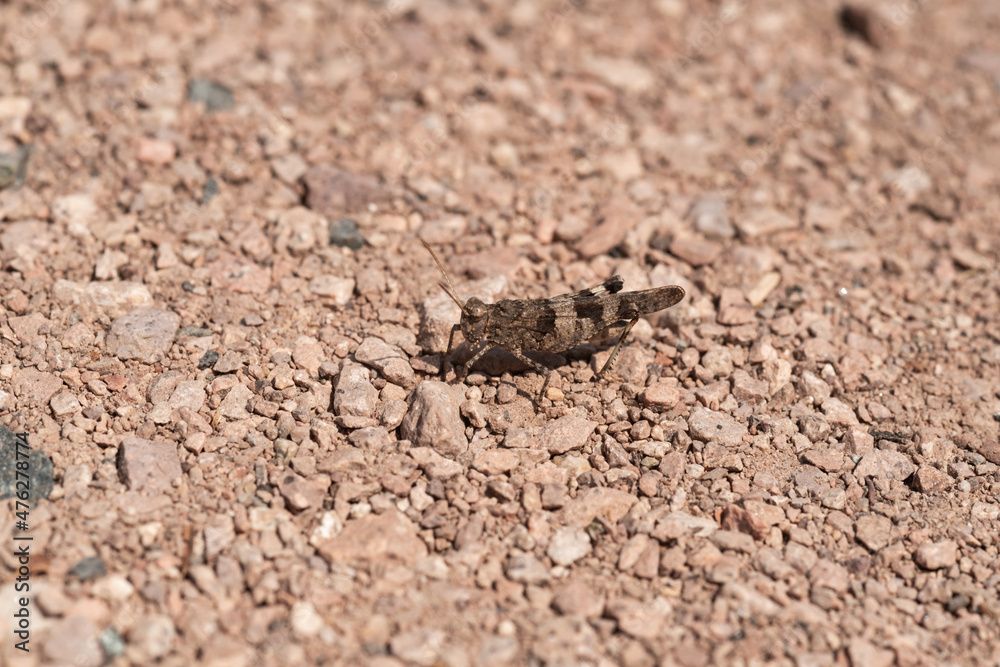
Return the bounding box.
[461,297,490,344]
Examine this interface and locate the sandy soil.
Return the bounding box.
[1,0,999,665]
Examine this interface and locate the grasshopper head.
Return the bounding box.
[461,297,489,344]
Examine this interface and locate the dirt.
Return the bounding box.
[1,0,999,665]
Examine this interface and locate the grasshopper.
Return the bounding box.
[423,241,685,397]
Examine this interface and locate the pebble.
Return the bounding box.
[687,193,735,239]
[846,638,895,667]
[212,351,242,374]
[472,449,520,475]
[187,78,234,111]
[809,558,849,593]
[217,383,253,420]
[561,487,637,527]
[605,596,672,641]
[717,287,756,325]
[328,217,365,250]
[912,464,952,492]
[700,345,734,378]
[0,427,54,505]
[854,513,893,552]
[355,337,416,388]
[735,208,798,237]
[129,613,176,661]
[333,363,378,418]
[400,381,468,456]
[852,448,915,482]
[505,552,550,584]
[52,193,97,236]
[536,416,597,455]
[552,580,605,618]
[408,447,465,480]
[309,276,355,305]
[547,526,592,566]
[914,541,958,570]
[730,370,769,402]
[641,381,681,408]
[316,509,428,565]
[68,556,107,581]
[821,397,859,426]
[687,407,748,447]
[670,237,722,267]
[843,426,875,456]
[10,367,62,407]
[106,309,180,362]
[573,196,638,258]
[802,448,845,473]
[41,616,103,667]
[303,164,398,217]
[136,137,176,165]
[117,438,182,494]
[390,628,447,666]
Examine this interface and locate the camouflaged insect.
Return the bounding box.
[422,241,686,398]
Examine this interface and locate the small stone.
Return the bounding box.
[506,553,549,584]
[328,217,365,250]
[473,449,520,475]
[41,616,103,667]
[551,580,605,618]
[117,438,182,494]
[217,383,253,420]
[334,363,378,418]
[731,370,769,402]
[711,530,757,554]
[316,509,427,565]
[641,381,681,408]
[605,596,672,641]
[687,193,734,239]
[687,407,748,446]
[129,614,176,661]
[912,464,952,493]
[561,487,638,527]
[853,448,915,482]
[854,513,892,552]
[669,237,722,266]
[717,287,755,325]
[212,351,242,373]
[802,448,845,473]
[809,558,849,593]
[50,391,82,417]
[914,541,957,571]
[821,397,859,426]
[187,78,234,111]
[136,137,176,165]
[547,526,592,566]
[68,556,107,581]
[355,337,416,388]
[309,276,355,305]
[843,426,874,456]
[400,381,468,456]
[408,447,464,480]
[390,628,446,667]
[735,208,797,237]
[106,309,180,362]
[537,416,597,455]
[304,164,398,217]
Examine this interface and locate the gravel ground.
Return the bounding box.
[1,0,999,665]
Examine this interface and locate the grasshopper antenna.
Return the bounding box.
[421,239,467,314]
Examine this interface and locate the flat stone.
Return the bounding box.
[853,448,915,482]
[605,596,672,641]
[914,541,958,571]
[547,526,592,566]
[809,558,849,593]
[670,237,722,266]
[505,553,549,584]
[641,381,682,408]
[802,448,846,473]
[12,368,64,406]
[687,407,748,446]
[400,381,468,456]
[821,397,859,426]
[552,580,605,618]
[408,447,464,480]
[309,276,355,305]
[472,449,520,475]
[217,383,253,420]
[117,438,182,494]
[912,464,952,493]
[537,416,597,455]
[106,309,180,362]
[854,513,893,552]
[735,208,797,237]
[316,509,428,565]
[560,487,637,527]
[334,362,378,418]
[355,336,416,388]
[41,615,103,667]
[717,287,756,325]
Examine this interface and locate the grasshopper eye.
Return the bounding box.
[465,298,487,319]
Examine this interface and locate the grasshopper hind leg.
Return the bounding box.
[597,316,639,379]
